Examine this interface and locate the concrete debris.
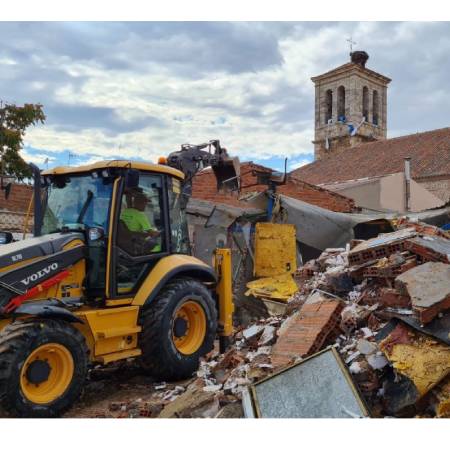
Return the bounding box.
[395,262,450,324]
[367,353,388,370]
[357,339,378,355]
[258,325,277,346]
[158,384,220,418]
[214,402,244,418]
[242,324,264,341]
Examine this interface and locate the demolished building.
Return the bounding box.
[66,218,450,419]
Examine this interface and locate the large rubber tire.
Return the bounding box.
[139,277,217,381]
[0,319,88,418]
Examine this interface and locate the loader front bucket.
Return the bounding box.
[212,156,240,192]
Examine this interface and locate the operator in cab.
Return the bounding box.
[120,188,161,253]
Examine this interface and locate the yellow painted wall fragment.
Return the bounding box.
[245,273,298,302]
[254,223,297,277]
[380,326,450,397]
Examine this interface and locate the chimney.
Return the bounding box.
[404,157,411,212]
[350,51,369,68]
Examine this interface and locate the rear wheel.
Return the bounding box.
[139,278,217,381]
[0,319,88,417]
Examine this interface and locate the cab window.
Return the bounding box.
[115,174,165,295]
[168,176,190,254]
[116,174,165,257]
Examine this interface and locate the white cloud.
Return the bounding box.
[289,159,312,170]
[4,22,450,170]
[21,149,56,165]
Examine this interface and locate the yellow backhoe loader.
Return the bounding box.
[0,140,239,417]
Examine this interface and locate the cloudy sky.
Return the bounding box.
[2,21,450,172]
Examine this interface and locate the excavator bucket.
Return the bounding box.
[212,156,240,192]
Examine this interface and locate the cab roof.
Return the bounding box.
[41,160,184,179]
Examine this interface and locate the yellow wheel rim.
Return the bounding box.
[172,300,206,355]
[20,343,74,405]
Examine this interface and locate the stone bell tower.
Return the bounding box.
[312,51,391,160]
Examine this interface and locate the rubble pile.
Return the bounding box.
[66,219,450,418]
[283,221,450,417]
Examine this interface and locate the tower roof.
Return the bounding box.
[311,61,391,85]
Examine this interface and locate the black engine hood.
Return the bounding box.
[0,232,85,272]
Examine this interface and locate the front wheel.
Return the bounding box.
[0,319,88,417]
[139,278,217,381]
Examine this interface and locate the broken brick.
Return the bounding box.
[405,235,450,264]
[377,287,411,308]
[271,294,343,368]
[348,228,417,266]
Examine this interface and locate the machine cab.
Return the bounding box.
[40,161,189,302]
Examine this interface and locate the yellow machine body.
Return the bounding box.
[214,248,234,339]
[0,152,237,417]
[0,161,234,366]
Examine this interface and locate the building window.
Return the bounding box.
[362,86,369,121]
[325,89,333,124]
[337,86,346,122]
[373,90,379,125]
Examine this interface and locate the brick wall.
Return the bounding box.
[0,210,33,233]
[191,162,356,213]
[418,178,450,203]
[0,184,33,233]
[0,183,33,213]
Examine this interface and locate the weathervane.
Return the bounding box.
[67,152,76,166]
[346,36,357,54]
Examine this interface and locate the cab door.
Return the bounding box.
[107,171,170,299]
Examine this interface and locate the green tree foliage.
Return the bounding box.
[0,102,46,179]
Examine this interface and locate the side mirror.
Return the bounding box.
[0,231,14,245]
[88,227,105,242]
[125,169,140,189]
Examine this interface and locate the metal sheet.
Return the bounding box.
[192,224,227,265]
[241,388,256,418]
[279,195,370,252]
[254,223,297,277]
[187,198,264,220]
[279,195,450,256]
[251,347,369,418]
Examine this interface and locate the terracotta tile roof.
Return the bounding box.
[292,127,450,185]
[192,162,356,213]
